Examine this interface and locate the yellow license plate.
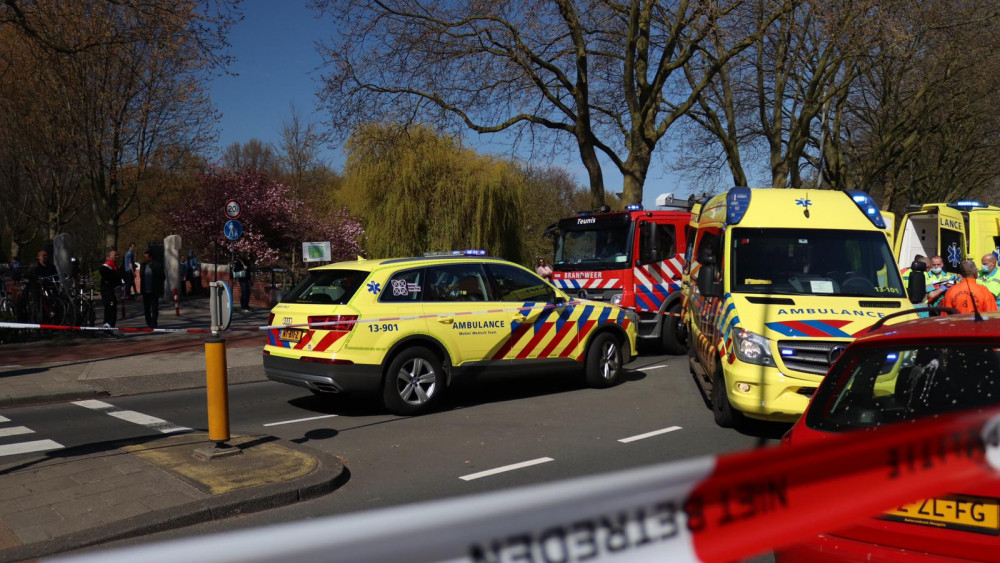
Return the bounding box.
[882,496,1000,535]
[279,329,304,342]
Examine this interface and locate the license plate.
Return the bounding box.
[882,496,1000,535]
[279,329,304,342]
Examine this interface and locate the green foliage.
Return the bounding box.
[341,124,528,262]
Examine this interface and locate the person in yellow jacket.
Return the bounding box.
[979,253,1000,306]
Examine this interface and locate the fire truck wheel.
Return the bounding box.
[661,302,686,355]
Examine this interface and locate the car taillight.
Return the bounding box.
[307,315,358,332]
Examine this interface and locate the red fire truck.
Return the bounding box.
[547,197,693,353]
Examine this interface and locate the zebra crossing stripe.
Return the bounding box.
[0,426,35,438]
[0,439,63,457]
[72,400,191,434]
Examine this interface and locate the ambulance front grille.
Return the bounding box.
[777,340,844,376]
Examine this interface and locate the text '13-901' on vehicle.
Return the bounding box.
[263,251,638,415]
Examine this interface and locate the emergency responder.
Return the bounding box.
[979,253,1000,306]
[941,260,998,314]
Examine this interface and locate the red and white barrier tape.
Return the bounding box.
[0,301,615,335]
[60,407,1000,563]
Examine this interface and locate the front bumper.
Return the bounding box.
[776,533,967,563]
[263,354,382,394]
[722,360,821,422]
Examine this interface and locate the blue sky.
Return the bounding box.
[209,0,687,209]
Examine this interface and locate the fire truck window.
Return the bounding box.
[655,225,676,261]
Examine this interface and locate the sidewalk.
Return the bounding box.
[0,295,347,562]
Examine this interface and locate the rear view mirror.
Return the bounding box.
[697,265,722,298]
[637,222,658,265]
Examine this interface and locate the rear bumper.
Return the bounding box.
[263,354,382,394]
[775,533,977,563]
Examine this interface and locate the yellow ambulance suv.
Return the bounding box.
[683,188,920,428]
[263,252,638,415]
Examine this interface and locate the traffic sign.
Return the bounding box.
[225,200,241,219]
[224,220,243,241]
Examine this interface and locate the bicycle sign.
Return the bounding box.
[224,220,243,241]
[224,200,241,219]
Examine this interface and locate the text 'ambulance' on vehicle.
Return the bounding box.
[683,188,922,428]
[262,252,639,415]
[547,196,692,354]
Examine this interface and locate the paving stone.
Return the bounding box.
[8,506,62,528]
[24,475,80,494]
[15,489,71,510]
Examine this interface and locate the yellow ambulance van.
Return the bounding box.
[683,188,918,428]
[894,200,1000,274]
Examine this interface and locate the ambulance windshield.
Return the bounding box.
[731,228,905,298]
[554,217,632,271]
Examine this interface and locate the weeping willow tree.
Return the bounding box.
[340,124,526,262]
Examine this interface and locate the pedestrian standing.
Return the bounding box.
[233,255,252,312]
[123,242,138,298]
[99,248,124,334]
[535,258,553,281]
[139,250,165,328]
[186,250,201,296]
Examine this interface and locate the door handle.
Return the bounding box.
[514,315,528,322]
[437,317,454,324]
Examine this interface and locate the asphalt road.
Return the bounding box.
[0,350,789,558]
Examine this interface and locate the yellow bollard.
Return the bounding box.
[204,336,230,444]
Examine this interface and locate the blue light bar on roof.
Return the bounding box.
[422,249,487,257]
[949,200,986,210]
[725,187,752,225]
[625,204,643,211]
[844,190,887,229]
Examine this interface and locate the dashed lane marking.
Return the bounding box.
[72,399,191,434]
[618,426,682,443]
[0,426,34,438]
[0,439,63,456]
[263,414,339,427]
[460,458,555,481]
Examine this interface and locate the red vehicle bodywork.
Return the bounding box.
[777,313,1000,562]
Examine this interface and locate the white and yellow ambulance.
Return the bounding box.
[264,252,638,415]
[894,200,1000,274]
[683,188,918,427]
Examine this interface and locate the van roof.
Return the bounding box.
[700,188,885,231]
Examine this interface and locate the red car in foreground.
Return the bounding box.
[776,311,1000,562]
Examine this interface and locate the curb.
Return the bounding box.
[0,438,348,563]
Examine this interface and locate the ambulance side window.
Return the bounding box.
[696,231,722,278]
[380,268,424,303]
[487,264,553,303]
[425,264,490,302]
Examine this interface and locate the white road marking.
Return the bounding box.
[0,415,9,423]
[618,426,683,443]
[638,364,668,371]
[263,414,339,427]
[0,439,63,456]
[0,426,34,438]
[460,457,554,481]
[73,400,191,434]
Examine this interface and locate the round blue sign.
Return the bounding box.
[224,219,243,241]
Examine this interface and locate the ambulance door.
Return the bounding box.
[485,263,576,362]
[937,206,967,274]
[691,228,724,374]
[423,263,509,366]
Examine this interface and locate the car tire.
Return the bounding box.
[383,347,444,416]
[711,362,740,428]
[661,302,686,355]
[585,332,623,388]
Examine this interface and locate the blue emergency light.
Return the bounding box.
[844,191,887,229]
[423,249,487,257]
[949,200,986,211]
[725,187,752,225]
[625,204,643,211]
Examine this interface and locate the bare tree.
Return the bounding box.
[279,104,328,199]
[313,0,785,207]
[222,139,283,177]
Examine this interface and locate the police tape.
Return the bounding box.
[59,407,1000,563]
[0,301,611,335]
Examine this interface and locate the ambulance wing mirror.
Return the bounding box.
[907,260,927,304]
[697,264,722,298]
[637,222,658,266]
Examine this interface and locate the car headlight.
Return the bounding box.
[734,329,775,366]
[610,293,623,305]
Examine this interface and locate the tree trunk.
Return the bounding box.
[578,133,606,209]
[621,144,652,207]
